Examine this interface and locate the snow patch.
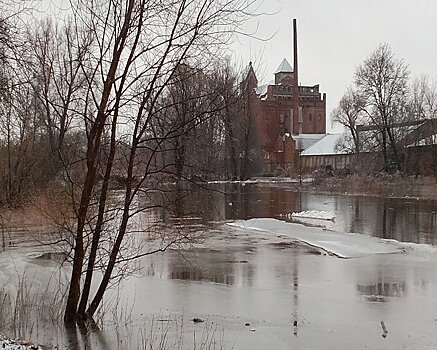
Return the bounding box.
[0,335,42,349]
[288,210,336,221]
[206,177,314,185]
[227,218,407,259]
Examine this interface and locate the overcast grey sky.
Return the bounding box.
[233,0,437,130]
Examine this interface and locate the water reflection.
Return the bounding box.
[224,183,301,220]
[291,252,299,337]
[64,323,112,350]
[169,264,235,285]
[143,246,256,287]
[147,183,437,245]
[357,281,407,299]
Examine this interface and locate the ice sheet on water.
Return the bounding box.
[227,218,407,258]
[288,210,336,221]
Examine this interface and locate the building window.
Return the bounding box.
[309,113,312,121]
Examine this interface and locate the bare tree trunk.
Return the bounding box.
[226,122,238,180]
[386,126,402,171]
[85,138,136,318]
[77,114,118,317]
[64,0,135,322]
[381,128,389,172]
[240,127,250,180]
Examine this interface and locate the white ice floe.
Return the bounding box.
[288,210,336,221]
[227,218,407,259]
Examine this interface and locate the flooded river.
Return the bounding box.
[2,182,437,349]
[167,182,437,245]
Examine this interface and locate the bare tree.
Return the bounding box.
[331,87,365,154]
[0,0,257,325]
[409,76,437,122]
[0,81,43,204]
[405,76,437,176]
[237,62,260,179]
[155,63,224,182]
[355,43,410,172]
[26,19,91,154]
[0,1,42,205]
[210,60,240,179]
[53,0,257,323]
[155,60,257,181]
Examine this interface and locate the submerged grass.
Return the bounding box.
[0,274,229,350]
[0,270,65,342]
[137,316,226,350]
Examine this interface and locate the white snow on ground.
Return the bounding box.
[0,335,42,349]
[288,210,336,221]
[0,339,42,350]
[206,177,314,185]
[228,218,407,258]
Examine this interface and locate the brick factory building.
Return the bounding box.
[241,19,327,176]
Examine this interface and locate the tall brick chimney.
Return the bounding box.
[293,18,300,135]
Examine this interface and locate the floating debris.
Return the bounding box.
[381,321,388,338]
[293,320,298,336]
